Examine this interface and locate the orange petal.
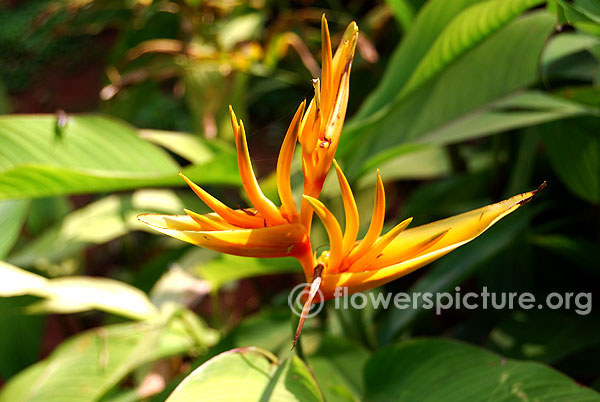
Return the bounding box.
[137,213,310,258]
[179,173,264,228]
[302,195,343,272]
[345,170,386,265]
[277,100,306,222]
[333,160,359,257]
[235,121,287,226]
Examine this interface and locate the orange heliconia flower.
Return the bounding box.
[138,16,544,346]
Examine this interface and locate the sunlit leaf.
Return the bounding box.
[139,129,235,166]
[0,115,239,200]
[176,249,299,289]
[0,261,158,320]
[166,348,323,401]
[8,189,199,269]
[401,0,545,96]
[352,0,482,121]
[0,317,214,402]
[342,11,555,178]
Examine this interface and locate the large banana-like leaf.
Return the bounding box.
[0,115,239,200]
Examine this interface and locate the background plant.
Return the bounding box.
[0,0,599,400]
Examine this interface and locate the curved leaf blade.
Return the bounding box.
[365,338,600,401]
[0,115,239,200]
[166,348,323,401]
[401,0,546,96]
[0,261,158,320]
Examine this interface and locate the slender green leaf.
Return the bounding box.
[355,90,591,180]
[541,33,600,69]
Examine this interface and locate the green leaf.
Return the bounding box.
[401,0,546,97]
[352,0,482,121]
[357,146,452,185]
[541,117,600,203]
[0,297,43,379]
[8,189,197,269]
[307,337,371,402]
[0,318,211,402]
[0,199,29,259]
[560,0,600,24]
[420,91,591,144]
[139,129,235,166]
[25,196,71,236]
[166,348,323,401]
[217,13,264,51]
[364,338,600,401]
[0,115,239,200]
[357,91,592,177]
[530,234,600,277]
[0,261,158,320]
[177,249,300,289]
[343,11,555,178]
[227,309,295,354]
[385,0,416,31]
[487,311,600,364]
[541,33,600,69]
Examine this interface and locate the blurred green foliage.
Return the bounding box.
[0,0,599,400]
